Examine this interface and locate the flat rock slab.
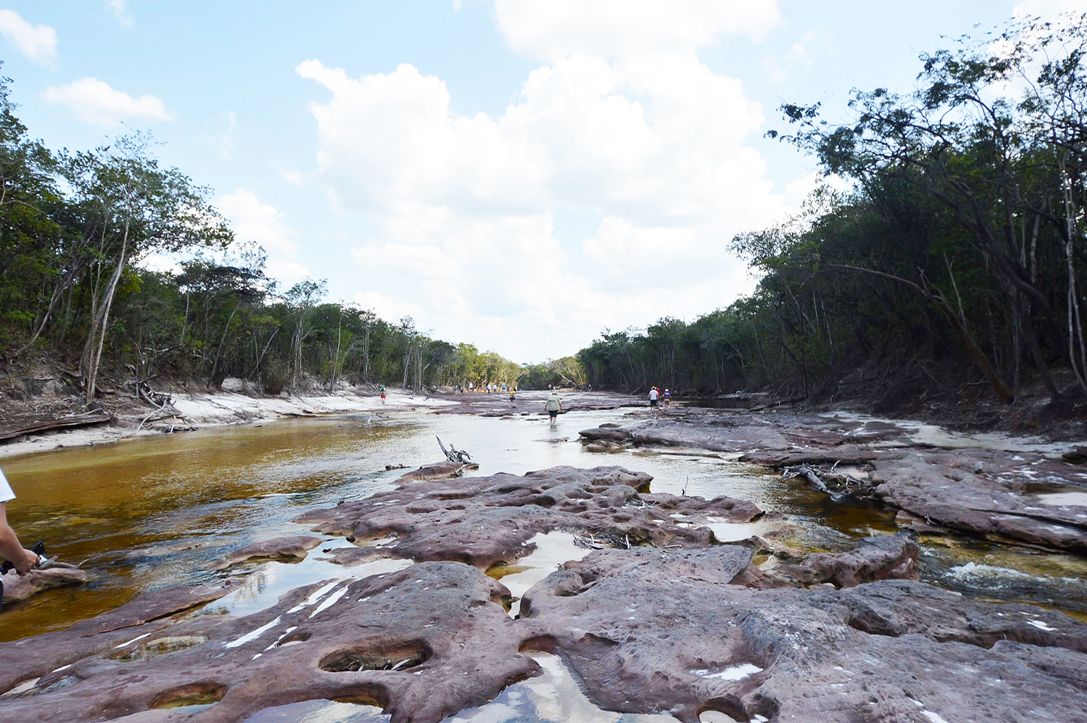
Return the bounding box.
[582,413,1087,555]
[871,451,1087,553]
[297,465,763,569]
[1,566,90,603]
[519,545,1087,723]
[395,460,477,482]
[0,563,532,723]
[211,535,324,570]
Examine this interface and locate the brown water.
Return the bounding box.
[3,407,1086,644]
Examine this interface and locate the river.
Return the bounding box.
[3,405,1086,649]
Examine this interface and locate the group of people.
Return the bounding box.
[453,382,513,394]
[648,386,672,409]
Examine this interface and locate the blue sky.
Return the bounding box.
[0,0,1082,362]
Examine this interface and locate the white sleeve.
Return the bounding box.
[0,466,14,503]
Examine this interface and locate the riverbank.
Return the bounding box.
[0,383,456,459]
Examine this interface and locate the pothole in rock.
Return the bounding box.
[107,635,208,662]
[150,682,227,710]
[244,699,388,722]
[201,553,413,618]
[486,531,594,618]
[320,640,431,673]
[445,651,678,722]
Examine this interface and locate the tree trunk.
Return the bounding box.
[81,222,130,408]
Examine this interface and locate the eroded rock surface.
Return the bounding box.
[581,411,1087,555]
[519,545,1087,723]
[870,451,1087,553]
[0,563,531,723]
[298,465,763,569]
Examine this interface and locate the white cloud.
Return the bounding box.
[107,0,134,28]
[1013,0,1087,18]
[217,188,298,257]
[0,10,58,65]
[493,0,780,62]
[216,189,311,288]
[203,111,237,159]
[297,2,806,360]
[266,260,312,287]
[277,166,304,187]
[354,290,424,323]
[43,78,173,127]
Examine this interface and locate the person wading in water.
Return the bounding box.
[545,391,563,425]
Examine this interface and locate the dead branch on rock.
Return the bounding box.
[437,435,472,463]
[785,464,828,493]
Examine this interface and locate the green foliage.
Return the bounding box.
[0,72,520,393]
[582,13,1087,402]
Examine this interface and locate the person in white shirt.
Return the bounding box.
[648,387,659,409]
[0,465,39,575]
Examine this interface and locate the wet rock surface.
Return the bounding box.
[0,563,532,723]
[5,448,1086,722]
[0,566,89,603]
[580,410,1087,555]
[299,465,763,569]
[434,389,638,418]
[213,535,323,569]
[519,545,1087,723]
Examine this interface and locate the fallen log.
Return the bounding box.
[785,464,828,493]
[0,412,111,442]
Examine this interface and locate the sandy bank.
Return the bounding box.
[0,387,452,459]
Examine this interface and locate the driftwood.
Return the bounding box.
[436,436,472,463]
[784,464,828,493]
[0,412,111,442]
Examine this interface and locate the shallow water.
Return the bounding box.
[2,406,1085,646]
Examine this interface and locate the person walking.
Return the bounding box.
[648,386,659,410]
[379,385,386,404]
[663,388,672,407]
[545,391,562,424]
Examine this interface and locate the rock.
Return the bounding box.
[297,466,762,570]
[1062,445,1087,464]
[1,566,89,603]
[211,535,323,570]
[396,460,477,482]
[578,426,634,443]
[517,545,1087,723]
[871,452,1087,554]
[0,564,533,723]
[772,533,920,588]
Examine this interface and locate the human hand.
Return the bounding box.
[15,548,39,575]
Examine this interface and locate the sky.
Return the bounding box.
[0,0,1084,363]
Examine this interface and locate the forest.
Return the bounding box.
[579,15,1087,410]
[0,70,590,398]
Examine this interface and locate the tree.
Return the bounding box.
[66,133,232,406]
